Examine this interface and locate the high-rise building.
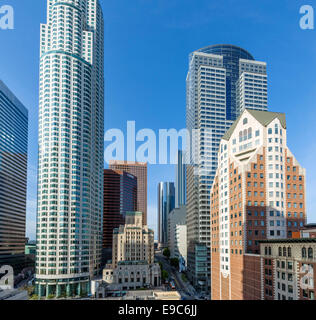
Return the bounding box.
[175,150,186,208]
[109,161,148,225]
[0,80,28,274]
[186,44,268,292]
[102,169,137,261]
[210,109,307,300]
[36,0,104,298]
[157,182,175,248]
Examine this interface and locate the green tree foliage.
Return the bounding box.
[163,248,171,259]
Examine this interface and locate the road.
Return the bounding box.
[155,252,199,300]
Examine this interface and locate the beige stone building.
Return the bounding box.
[96,212,160,296]
[112,211,154,268]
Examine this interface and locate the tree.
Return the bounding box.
[163,248,170,259]
[162,270,169,281]
[170,258,179,268]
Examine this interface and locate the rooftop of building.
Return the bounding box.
[126,211,143,216]
[259,238,316,244]
[223,109,286,141]
[109,160,147,166]
[194,44,254,60]
[0,80,28,117]
[303,223,316,229]
[118,260,149,266]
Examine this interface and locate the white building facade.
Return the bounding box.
[210,109,307,300]
[168,206,187,264]
[36,0,104,298]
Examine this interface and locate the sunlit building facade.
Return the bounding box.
[186,44,268,292]
[36,0,104,298]
[210,109,306,300]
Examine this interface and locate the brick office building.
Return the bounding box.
[103,169,137,263]
[210,109,306,300]
[109,161,148,225]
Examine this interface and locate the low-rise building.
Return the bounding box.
[102,261,161,292]
[260,238,316,300]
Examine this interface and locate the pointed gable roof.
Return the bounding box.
[222,109,286,141]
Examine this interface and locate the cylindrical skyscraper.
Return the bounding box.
[35,0,104,298]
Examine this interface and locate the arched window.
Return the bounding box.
[243,129,247,141]
[279,247,282,256]
[283,247,287,257]
[268,247,272,256]
[308,248,313,259]
[239,131,243,142]
[288,247,292,258]
[248,128,252,139]
[265,246,268,255]
[302,247,307,259]
[243,118,248,125]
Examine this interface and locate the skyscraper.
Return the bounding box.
[157,182,175,248]
[0,80,28,274]
[109,161,148,225]
[36,0,104,298]
[210,109,307,300]
[175,150,186,208]
[102,169,137,262]
[186,44,268,292]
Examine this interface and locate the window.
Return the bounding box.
[302,247,307,259]
[308,248,313,259]
[243,118,248,125]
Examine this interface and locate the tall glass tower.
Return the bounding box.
[175,150,186,208]
[157,182,175,248]
[0,80,28,275]
[186,44,267,294]
[36,0,104,298]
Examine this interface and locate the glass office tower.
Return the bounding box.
[102,169,137,264]
[157,182,175,248]
[175,150,186,208]
[0,80,28,275]
[186,44,267,294]
[36,0,104,298]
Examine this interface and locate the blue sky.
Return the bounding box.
[1,0,316,240]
